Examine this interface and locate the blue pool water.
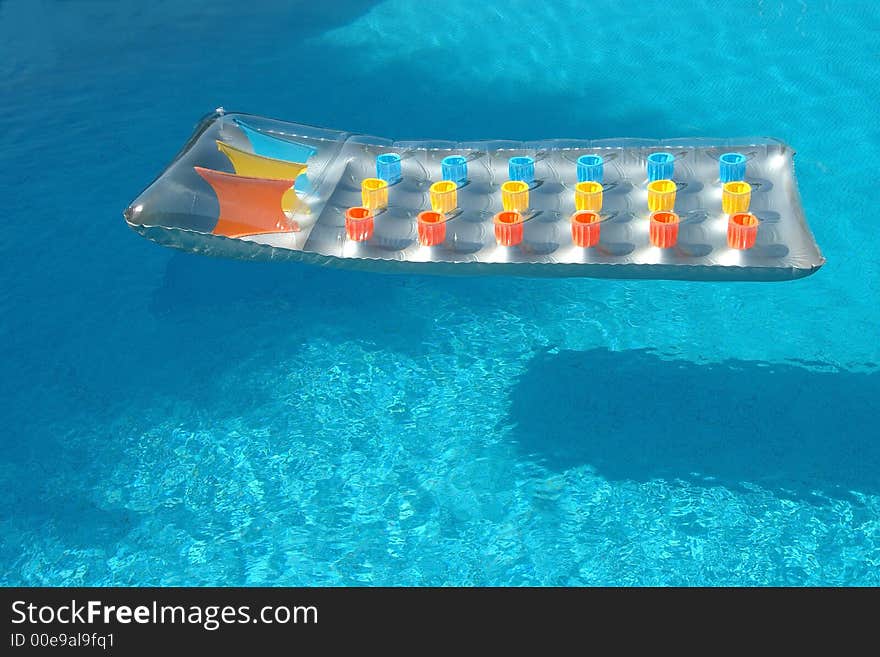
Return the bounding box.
[1,0,878,585]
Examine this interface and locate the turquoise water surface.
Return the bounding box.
[1,0,878,585]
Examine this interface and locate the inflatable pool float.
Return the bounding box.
[124,109,824,281]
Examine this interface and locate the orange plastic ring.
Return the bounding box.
[493,210,524,246]
[571,210,602,247]
[649,210,680,248]
[417,210,446,246]
[345,206,374,242]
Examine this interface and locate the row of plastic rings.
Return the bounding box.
[371,151,749,187]
[361,177,752,217]
[344,207,758,250]
[383,178,755,217]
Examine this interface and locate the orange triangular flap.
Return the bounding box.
[195,166,299,238]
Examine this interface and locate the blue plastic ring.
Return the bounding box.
[719,152,747,183]
[508,156,535,183]
[441,155,468,185]
[647,152,675,182]
[577,154,604,183]
[376,153,402,184]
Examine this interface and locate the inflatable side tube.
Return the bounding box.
[124,110,824,282]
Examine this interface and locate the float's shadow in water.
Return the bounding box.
[509,348,880,501]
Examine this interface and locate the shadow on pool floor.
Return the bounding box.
[508,348,880,501]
